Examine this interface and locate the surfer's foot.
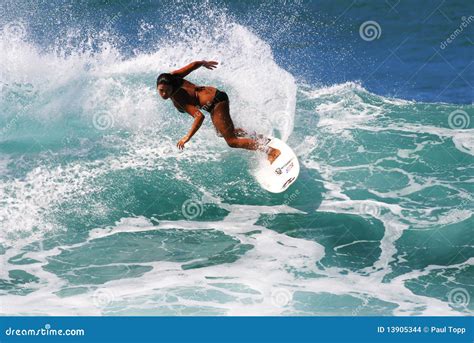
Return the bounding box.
[267,147,281,164]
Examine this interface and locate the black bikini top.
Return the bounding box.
[174,86,204,113]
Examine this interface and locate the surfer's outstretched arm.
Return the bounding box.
[177,107,205,150]
[171,60,218,78]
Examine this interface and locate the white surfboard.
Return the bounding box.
[254,137,300,193]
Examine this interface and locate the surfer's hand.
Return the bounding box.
[177,135,190,150]
[202,61,218,70]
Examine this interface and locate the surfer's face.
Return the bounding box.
[157,84,172,99]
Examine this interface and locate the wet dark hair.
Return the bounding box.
[156,73,183,92]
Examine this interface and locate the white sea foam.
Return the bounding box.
[3,206,470,316]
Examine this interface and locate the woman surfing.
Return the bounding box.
[156,60,281,163]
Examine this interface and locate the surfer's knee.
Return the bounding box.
[225,137,240,148]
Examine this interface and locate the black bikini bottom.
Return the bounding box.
[202,89,229,113]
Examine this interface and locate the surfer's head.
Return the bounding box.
[156,73,183,99]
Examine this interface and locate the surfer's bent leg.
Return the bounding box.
[211,101,259,150]
[211,101,281,163]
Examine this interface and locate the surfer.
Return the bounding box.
[156,60,281,163]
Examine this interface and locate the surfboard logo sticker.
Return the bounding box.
[279,158,295,174]
[285,161,294,173]
[275,168,282,175]
[282,176,296,188]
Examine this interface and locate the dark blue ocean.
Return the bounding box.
[1,0,472,315]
